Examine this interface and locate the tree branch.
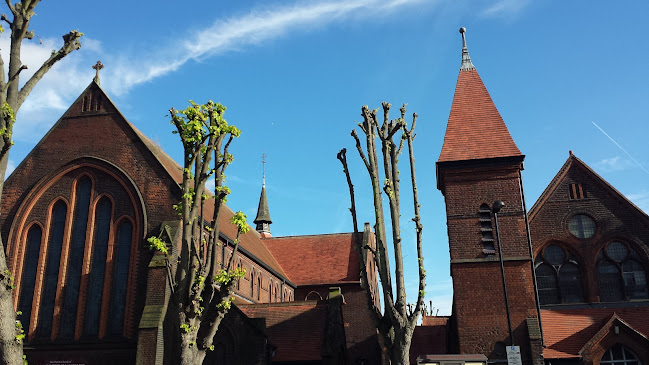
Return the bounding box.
[16,30,82,113]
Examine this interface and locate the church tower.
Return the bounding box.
[436,28,543,364]
[254,157,272,238]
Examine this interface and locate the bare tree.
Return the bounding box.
[338,102,425,364]
[147,100,247,365]
[0,1,82,363]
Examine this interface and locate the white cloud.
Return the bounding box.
[595,156,634,172]
[481,0,530,18]
[102,0,430,95]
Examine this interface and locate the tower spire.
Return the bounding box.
[254,153,272,237]
[459,27,475,71]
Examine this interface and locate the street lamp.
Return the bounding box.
[492,200,514,346]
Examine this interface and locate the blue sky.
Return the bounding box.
[5,0,649,315]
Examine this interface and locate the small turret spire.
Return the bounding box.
[459,27,475,71]
[254,153,272,237]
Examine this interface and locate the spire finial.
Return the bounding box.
[459,27,475,71]
[92,60,104,84]
[261,153,267,188]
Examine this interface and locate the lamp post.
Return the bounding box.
[493,200,514,346]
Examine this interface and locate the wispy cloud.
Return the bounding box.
[103,0,430,95]
[481,0,530,18]
[595,156,634,172]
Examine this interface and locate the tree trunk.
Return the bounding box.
[179,344,206,365]
[389,327,412,365]
[0,279,22,365]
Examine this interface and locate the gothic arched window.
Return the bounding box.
[18,225,42,334]
[84,197,113,336]
[38,200,67,338]
[61,176,93,338]
[600,344,642,365]
[108,219,133,335]
[597,241,649,302]
[535,244,584,305]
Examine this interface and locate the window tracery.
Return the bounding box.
[597,241,648,302]
[535,244,584,305]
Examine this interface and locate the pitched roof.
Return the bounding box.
[438,30,521,163]
[263,233,361,286]
[64,81,290,281]
[239,301,327,362]
[541,307,649,358]
[528,152,649,222]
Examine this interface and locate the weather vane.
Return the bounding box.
[262,153,267,187]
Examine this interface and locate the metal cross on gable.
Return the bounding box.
[92,60,104,84]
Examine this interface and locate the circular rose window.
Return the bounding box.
[569,214,596,238]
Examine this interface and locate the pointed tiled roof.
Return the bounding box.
[438,28,522,163]
[254,179,272,225]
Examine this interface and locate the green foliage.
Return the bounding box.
[0,270,15,290]
[180,323,191,333]
[213,267,245,286]
[147,236,169,255]
[230,211,250,235]
[14,318,24,343]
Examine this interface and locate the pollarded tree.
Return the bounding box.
[148,100,247,365]
[0,1,82,363]
[338,102,426,364]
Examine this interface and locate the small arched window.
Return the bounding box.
[600,344,641,365]
[257,276,262,301]
[18,225,42,334]
[535,244,584,305]
[597,241,649,301]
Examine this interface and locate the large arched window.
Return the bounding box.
[597,242,649,302]
[61,176,93,338]
[535,244,584,305]
[108,219,133,335]
[84,197,113,336]
[600,344,642,365]
[12,163,141,343]
[18,225,42,334]
[38,200,67,338]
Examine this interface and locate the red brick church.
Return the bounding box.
[2,28,648,365]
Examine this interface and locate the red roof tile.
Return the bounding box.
[541,307,649,359]
[263,233,361,286]
[438,69,521,162]
[240,301,327,362]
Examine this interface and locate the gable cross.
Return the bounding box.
[92,61,104,84]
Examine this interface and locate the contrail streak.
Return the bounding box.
[592,121,649,175]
